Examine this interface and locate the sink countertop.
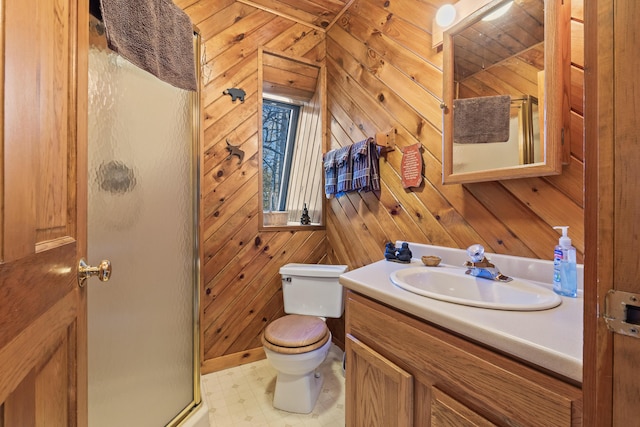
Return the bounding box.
[339,242,583,383]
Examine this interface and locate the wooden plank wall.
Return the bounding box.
[177,0,328,372]
[325,0,584,263]
[177,0,585,372]
[325,0,585,341]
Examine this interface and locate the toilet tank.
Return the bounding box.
[279,263,349,318]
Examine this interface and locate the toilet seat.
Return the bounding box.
[262,314,330,354]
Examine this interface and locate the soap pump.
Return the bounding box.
[553,226,577,297]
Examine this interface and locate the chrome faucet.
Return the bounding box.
[464,244,512,282]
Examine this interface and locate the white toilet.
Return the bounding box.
[261,263,348,414]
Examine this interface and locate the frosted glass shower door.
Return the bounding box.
[87,35,198,426]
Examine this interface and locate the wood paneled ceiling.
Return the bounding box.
[237,0,355,30]
[237,0,450,32]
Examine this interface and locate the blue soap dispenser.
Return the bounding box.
[553,226,577,297]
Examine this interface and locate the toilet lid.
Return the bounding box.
[262,315,330,354]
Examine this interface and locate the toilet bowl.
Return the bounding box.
[261,263,348,414]
[262,314,332,413]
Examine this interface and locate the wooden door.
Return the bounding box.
[345,335,413,427]
[0,0,89,425]
[611,0,640,423]
[585,0,640,425]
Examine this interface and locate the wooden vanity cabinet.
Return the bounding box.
[345,291,583,427]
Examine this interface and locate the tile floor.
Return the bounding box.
[201,345,346,427]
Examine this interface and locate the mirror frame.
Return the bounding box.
[258,47,327,231]
[442,0,571,184]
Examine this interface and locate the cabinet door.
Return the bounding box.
[345,335,413,427]
[431,387,497,427]
[347,291,582,426]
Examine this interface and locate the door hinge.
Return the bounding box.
[604,290,640,338]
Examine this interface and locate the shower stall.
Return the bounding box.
[86,16,205,426]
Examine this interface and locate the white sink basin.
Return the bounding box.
[390,266,561,311]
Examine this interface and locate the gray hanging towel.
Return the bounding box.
[352,138,380,192]
[351,139,370,190]
[99,0,197,91]
[336,145,352,194]
[366,139,381,192]
[453,95,511,144]
[323,149,338,198]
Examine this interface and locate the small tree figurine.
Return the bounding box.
[300,203,311,225]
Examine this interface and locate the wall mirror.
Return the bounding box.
[442,0,570,184]
[258,48,326,230]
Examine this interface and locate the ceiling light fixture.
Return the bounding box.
[435,4,457,28]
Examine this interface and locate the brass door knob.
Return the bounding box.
[78,259,112,287]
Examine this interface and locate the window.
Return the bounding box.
[262,99,300,211]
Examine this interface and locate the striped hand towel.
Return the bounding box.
[323,149,338,198]
[352,138,380,192]
[336,145,353,195]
